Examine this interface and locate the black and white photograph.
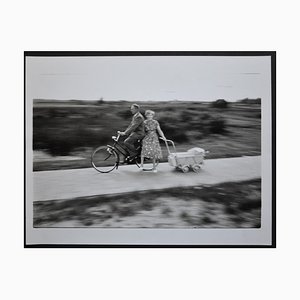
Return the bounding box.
[25,52,275,246]
[5,0,300,299]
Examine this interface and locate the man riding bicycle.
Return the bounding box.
[118,104,145,159]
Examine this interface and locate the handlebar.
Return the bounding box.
[159,137,177,154]
[113,132,122,142]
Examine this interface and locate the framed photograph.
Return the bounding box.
[24,51,276,247]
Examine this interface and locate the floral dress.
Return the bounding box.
[141,119,163,159]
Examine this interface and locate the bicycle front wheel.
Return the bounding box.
[91,146,119,173]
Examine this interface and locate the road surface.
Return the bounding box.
[33,156,261,201]
[33,156,261,202]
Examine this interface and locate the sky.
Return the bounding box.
[26,55,271,102]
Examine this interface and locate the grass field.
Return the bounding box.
[33,99,261,171]
[33,179,261,228]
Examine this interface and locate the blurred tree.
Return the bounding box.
[172,132,189,143]
[180,110,193,122]
[117,109,132,119]
[201,113,211,120]
[239,98,261,104]
[212,99,228,109]
[209,116,227,134]
[97,97,104,105]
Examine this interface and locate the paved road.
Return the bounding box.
[33,156,261,202]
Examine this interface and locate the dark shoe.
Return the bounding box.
[128,153,138,160]
[127,158,137,164]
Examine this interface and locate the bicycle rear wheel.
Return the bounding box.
[91,146,119,173]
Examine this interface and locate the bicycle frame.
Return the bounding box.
[91,132,158,173]
[110,133,132,158]
[109,133,142,168]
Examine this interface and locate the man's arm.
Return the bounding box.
[124,115,143,135]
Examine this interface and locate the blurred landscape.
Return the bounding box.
[34,179,261,228]
[32,98,261,228]
[33,98,261,171]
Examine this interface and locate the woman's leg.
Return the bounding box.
[152,158,157,172]
[141,154,144,169]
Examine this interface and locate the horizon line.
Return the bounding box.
[33,97,261,103]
